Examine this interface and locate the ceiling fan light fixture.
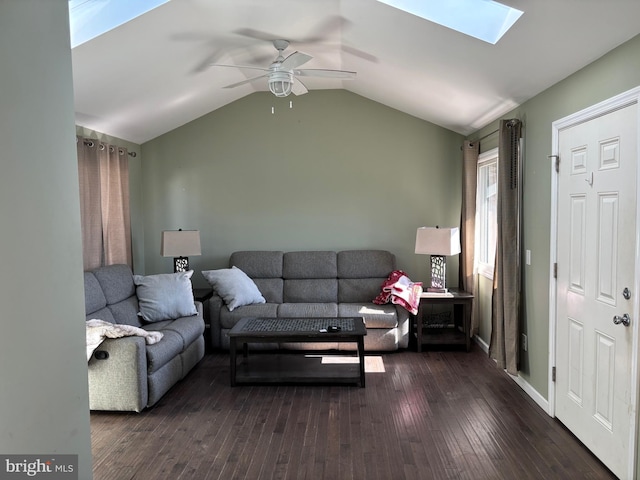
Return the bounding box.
[268,71,293,97]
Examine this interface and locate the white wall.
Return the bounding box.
[0,1,93,478]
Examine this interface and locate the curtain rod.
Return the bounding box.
[471,128,499,144]
[81,139,137,157]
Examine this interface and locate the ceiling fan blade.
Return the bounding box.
[341,45,379,63]
[192,49,224,74]
[210,63,270,73]
[223,74,268,89]
[293,69,356,79]
[292,78,308,96]
[281,52,312,70]
[233,27,278,42]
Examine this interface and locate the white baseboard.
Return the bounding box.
[473,335,551,416]
[474,334,489,353]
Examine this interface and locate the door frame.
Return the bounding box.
[549,86,640,477]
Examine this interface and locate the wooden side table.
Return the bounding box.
[414,289,473,352]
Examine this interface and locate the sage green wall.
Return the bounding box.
[472,33,640,399]
[141,90,464,287]
[0,1,92,478]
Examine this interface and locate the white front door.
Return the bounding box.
[555,101,638,479]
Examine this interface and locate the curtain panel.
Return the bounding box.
[77,137,132,271]
[460,140,480,336]
[489,119,522,375]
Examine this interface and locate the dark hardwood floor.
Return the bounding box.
[91,346,616,480]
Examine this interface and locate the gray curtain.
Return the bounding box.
[460,140,480,336]
[77,137,132,270]
[489,119,522,375]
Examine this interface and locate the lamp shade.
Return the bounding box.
[415,227,461,256]
[161,230,201,257]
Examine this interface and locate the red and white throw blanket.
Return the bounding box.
[373,270,423,315]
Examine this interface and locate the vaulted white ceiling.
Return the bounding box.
[71,0,640,144]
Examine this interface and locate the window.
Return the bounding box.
[68,0,169,48]
[375,0,523,44]
[475,148,498,279]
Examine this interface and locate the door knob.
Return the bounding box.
[613,313,631,327]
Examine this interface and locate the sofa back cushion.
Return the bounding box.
[338,278,387,303]
[253,278,284,304]
[283,251,338,303]
[284,279,338,303]
[89,264,141,327]
[84,272,107,316]
[337,250,395,278]
[108,296,142,327]
[337,250,396,303]
[283,251,337,279]
[93,264,136,303]
[230,251,283,277]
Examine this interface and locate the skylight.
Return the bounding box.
[68,0,169,48]
[376,0,523,44]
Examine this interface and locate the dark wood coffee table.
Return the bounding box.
[228,317,367,387]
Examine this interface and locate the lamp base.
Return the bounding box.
[427,287,448,294]
[173,257,189,273]
[429,255,448,292]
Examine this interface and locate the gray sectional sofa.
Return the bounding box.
[206,250,410,351]
[84,264,205,412]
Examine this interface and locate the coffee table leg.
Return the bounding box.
[357,337,365,388]
[230,338,237,387]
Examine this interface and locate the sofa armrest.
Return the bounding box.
[208,294,224,348]
[88,336,147,412]
[395,306,411,349]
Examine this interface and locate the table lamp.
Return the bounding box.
[161,229,201,272]
[415,226,461,293]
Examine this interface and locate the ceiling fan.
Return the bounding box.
[210,39,356,97]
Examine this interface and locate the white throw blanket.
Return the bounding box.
[86,319,163,361]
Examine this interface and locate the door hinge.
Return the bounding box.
[548,154,560,173]
[552,366,556,382]
[553,263,557,278]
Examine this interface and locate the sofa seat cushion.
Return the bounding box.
[219,303,279,329]
[145,330,184,373]
[278,303,338,318]
[338,303,398,329]
[143,318,204,350]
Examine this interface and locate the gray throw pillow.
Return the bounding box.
[202,266,266,311]
[133,270,197,322]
